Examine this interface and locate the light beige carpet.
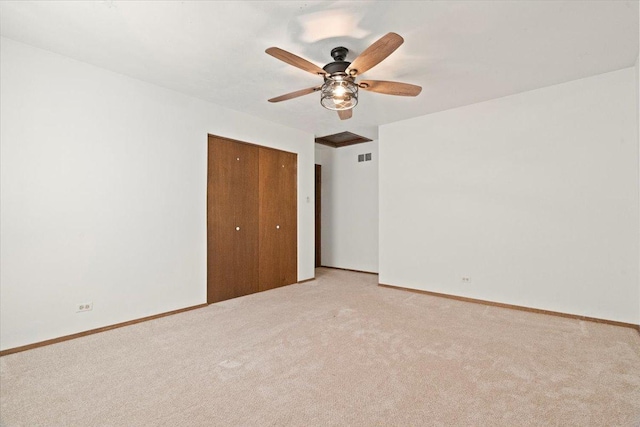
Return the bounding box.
[1,268,640,426]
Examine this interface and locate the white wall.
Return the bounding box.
[637,2,640,329]
[380,68,639,324]
[0,38,315,351]
[315,141,379,273]
[636,25,640,321]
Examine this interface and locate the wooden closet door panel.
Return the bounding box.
[207,136,259,303]
[258,148,280,291]
[258,148,297,291]
[279,150,298,286]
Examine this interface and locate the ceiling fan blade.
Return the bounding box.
[346,32,404,76]
[337,109,352,120]
[268,86,321,103]
[359,80,422,97]
[266,47,326,76]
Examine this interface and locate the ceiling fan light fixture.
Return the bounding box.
[320,75,358,111]
[266,33,421,120]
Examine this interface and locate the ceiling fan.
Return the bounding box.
[266,32,422,120]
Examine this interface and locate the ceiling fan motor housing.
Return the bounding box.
[323,46,351,76]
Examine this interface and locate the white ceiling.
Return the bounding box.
[1,1,638,140]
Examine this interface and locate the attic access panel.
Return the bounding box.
[315,131,372,148]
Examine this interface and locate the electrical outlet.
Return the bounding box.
[461,277,471,284]
[77,302,93,313]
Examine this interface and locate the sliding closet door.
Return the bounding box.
[258,147,297,291]
[207,136,259,303]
